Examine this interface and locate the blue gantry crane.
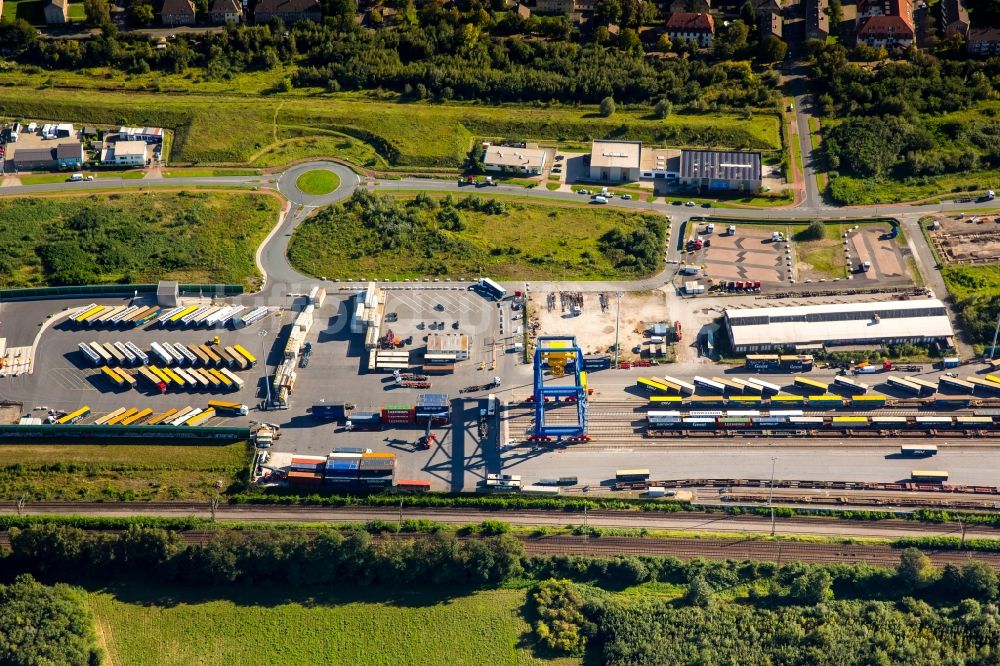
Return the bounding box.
[530,336,589,442]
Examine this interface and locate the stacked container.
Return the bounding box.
[415,393,450,424]
[380,405,416,425]
[323,453,362,486]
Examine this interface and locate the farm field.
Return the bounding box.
[0,85,782,169]
[88,585,569,666]
[0,443,250,501]
[288,192,667,281]
[0,191,280,289]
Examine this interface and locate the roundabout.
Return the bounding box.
[277,161,358,207]
[295,169,340,196]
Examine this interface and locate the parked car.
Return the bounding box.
[620,193,632,200]
[577,189,590,195]
[701,202,712,208]
[685,201,696,207]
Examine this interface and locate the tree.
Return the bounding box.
[83,0,111,26]
[960,562,998,600]
[896,548,934,591]
[796,220,826,241]
[684,575,714,608]
[789,569,833,604]
[532,579,594,655]
[714,19,749,59]
[599,96,616,117]
[0,575,101,666]
[654,98,673,119]
[594,0,622,25]
[757,35,787,63]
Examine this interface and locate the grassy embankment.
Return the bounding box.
[0,191,280,289]
[0,85,782,171]
[289,192,666,281]
[0,443,250,501]
[88,586,564,666]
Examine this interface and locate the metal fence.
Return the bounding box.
[0,424,250,442]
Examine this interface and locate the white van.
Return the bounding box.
[591,195,608,204]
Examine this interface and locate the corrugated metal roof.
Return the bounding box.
[680,150,762,181]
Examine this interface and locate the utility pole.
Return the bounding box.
[768,456,777,537]
[613,291,623,368]
[988,311,1000,361]
[259,329,271,409]
[958,515,967,549]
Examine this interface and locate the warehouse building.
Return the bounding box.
[724,299,955,352]
[426,334,470,361]
[680,149,762,192]
[483,144,547,175]
[589,139,642,182]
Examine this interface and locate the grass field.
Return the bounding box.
[792,223,848,279]
[0,85,782,169]
[940,263,1000,301]
[0,443,249,501]
[253,129,389,169]
[0,191,280,288]
[289,193,666,281]
[295,169,340,195]
[831,170,1000,205]
[88,585,567,666]
[162,169,262,178]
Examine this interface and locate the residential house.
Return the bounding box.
[535,0,573,12]
[515,3,531,18]
[55,142,84,169]
[805,0,829,39]
[755,0,782,39]
[102,140,148,166]
[42,0,69,24]
[11,148,57,172]
[856,0,914,47]
[665,12,715,46]
[160,0,196,25]
[939,0,969,37]
[209,0,243,23]
[968,28,1000,55]
[254,0,322,24]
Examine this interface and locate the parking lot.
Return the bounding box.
[684,221,790,287]
[845,224,910,283]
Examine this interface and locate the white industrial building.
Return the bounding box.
[483,144,547,175]
[102,140,148,166]
[725,299,955,353]
[589,139,642,182]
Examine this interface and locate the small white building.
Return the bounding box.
[426,334,470,361]
[589,139,642,182]
[102,140,147,166]
[483,144,547,175]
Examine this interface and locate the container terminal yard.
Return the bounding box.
[3,274,1000,508]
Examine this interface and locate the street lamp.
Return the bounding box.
[259,329,271,409]
[613,291,623,368]
[768,456,777,536]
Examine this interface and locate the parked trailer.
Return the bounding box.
[71,303,100,324]
[662,375,695,396]
[711,377,745,395]
[196,368,222,390]
[902,376,937,396]
[224,346,248,370]
[232,344,257,367]
[746,377,782,395]
[886,376,923,396]
[126,306,155,325]
[150,342,173,366]
[199,344,221,367]
[136,366,161,388]
[106,407,138,426]
[114,341,137,366]
[156,306,184,325]
[181,306,210,328]
[833,376,869,394]
[218,367,244,390]
[901,444,938,456]
[94,408,128,425]
[95,305,127,326]
[162,342,187,366]
[794,377,829,395]
[168,305,200,326]
[173,367,200,389]
[730,378,762,395]
[693,376,727,394]
[637,377,672,393]
[174,343,199,366]
[125,342,149,365]
[184,367,211,390]
[79,306,109,325]
[209,368,235,390]
[103,342,126,366]
[939,375,976,394]
[161,367,186,387]
[234,306,270,328]
[78,342,101,366]
[148,366,172,386]
[851,394,888,408]
[115,368,137,389]
[120,407,153,426]
[191,306,219,327]
[57,406,91,424]
[171,407,202,426]
[89,342,114,365]
[185,408,217,426]
[133,307,162,328]
[616,469,651,482]
[146,408,178,425]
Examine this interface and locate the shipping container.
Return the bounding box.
[850,394,887,408]
[200,344,222,367]
[968,377,1000,395]
[223,346,247,370]
[78,342,102,366]
[615,469,651,481]
[101,366,126,388]
[911,470,948,482]
[219,367,244,390]
[57,406,91,424]
[94,407,128,425]
[662,375,695,396]
[939,376,976,394]
[312,402,349,420]
[886,376,922,395]
[901,444,938,456]
[395,479,431,491]
[794,377,828,395]
[746,377,782,395]
[116,368,138,389]
[125,341,149,365]
[208,400,248,416]
[147,408,179,425]
[745,354,780,371]
[834,375,869,394]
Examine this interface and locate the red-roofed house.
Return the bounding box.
[665,12,715,46]
[857,0,914,47]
